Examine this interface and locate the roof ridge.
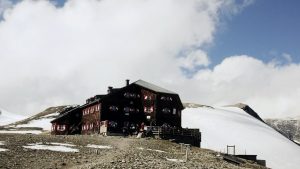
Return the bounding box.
[133,79,176,94]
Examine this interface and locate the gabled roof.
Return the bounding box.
[133,80,176,94]
[51,106,81,123]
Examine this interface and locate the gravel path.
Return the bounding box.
[0,134,266,169]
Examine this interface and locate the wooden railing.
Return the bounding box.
[147,126,201,139]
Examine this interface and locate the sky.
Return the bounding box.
[0,0,299,118]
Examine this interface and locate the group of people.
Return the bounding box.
[122,122,144,137]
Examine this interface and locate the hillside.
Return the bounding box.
[0,108,26,126]
[1,103,300,168]
[182,104,300,169]
[0,106,69,134]
[0,134,266,169]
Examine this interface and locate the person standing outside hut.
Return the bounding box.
[136,122,144,138]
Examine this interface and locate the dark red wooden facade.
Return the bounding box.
[51,106,82,135]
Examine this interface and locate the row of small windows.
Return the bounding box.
[124,92,141,99]
[109,105,140,113]
[83,104,100,116]
[52,124,66,131]
[82,122,100,131]
[123,92,173,102]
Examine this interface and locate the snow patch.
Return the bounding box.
[86,144,112,149]
[0,141,5,145]
[41,112,59,118]
[0,148,8,152]
[0,130,42,134]
[50,142,76,147]
[15,118,53,131]
[137,147,166,153]
[166,158,184,163]
[147,148,166,153]
[23,143,79,153]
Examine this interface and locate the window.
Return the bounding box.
[144,106,153,113]
[90,107,94,113]
[51,125,56,131]
[124,107,130,112]
[124,92,137,98]
[109,106,119,111]
[90,123,93,129]
[124,92,130,98]
[57,125,66,131]
[160,96,172,101]
[162,108,171,114]
[96,105,100,111]
[144,95,152,100]
[173,108,176,115]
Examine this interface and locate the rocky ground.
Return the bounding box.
[0,134,266,169]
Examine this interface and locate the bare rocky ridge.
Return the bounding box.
[265,118,300,144]
[0,134,266,169]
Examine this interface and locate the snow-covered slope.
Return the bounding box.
[0,106,68,134]
[182,106,300,169]
[0,108,26,126]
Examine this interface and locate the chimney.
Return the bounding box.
[107,86,113,94]
[126,79,130,86]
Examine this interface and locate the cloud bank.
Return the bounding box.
[0,0,299,118]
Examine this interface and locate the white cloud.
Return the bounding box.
[0,0,228,114]
[0,0,13,17]
[177,55,300,118]
[177,50,210,71]
[0,0,299,119]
